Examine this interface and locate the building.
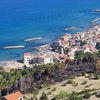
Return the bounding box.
[60,34,71,41]
[24,52,32,67]
[68,47,79,59]
[33,53,54,65]
[37,56,53,64]
[3,91,24,100]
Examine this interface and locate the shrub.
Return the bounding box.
[56,91,69,99]
[83,93,91,99]
[81,81,87,85]
[61,82,67,86]
[67,79,73,84]
[69,93,83,100]
[40,92,49,100]
[72,82,78,86]
[95,91,100,98]
[46,91,52,95]
[51,88,56,91]
[46,87,51,90]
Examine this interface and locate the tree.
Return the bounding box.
[69,93,82,100]
[40,92,49,100]
[83,92,91,99]
[33,93,38,100]
[96,42,100,50]
[75,51,85,60]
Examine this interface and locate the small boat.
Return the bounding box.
[91,18,100,23]
[95,9,100,12]
[24,37,42,42]
[3,45,25,49]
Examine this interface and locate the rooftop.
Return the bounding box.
[24,52,31,56]
[4,91,23,100]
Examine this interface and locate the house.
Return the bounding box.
[3,91,24,100]
[37,56,53,64]
[68,47,79,59]
[60,34,71,41]
[34,53,54,65]
[24,52,32,67]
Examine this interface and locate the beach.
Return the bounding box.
[0,60,24,71]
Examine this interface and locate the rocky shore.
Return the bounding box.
[0,24,100,70]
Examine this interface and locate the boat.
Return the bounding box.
[24,37,42,42]
[91,18,100,23]
[3,45,25,49]
[95,9,100,12]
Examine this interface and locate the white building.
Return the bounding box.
[68,47,79,59]
[24,52,32,67]
[38,57,53,64]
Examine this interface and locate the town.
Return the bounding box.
[23,25,100,67]
[0,25,100,100]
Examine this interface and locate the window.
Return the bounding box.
[19,97,23,100]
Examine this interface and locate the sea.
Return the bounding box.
[0,0,100,61]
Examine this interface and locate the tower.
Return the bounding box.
[24,52,32,67]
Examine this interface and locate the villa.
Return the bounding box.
[3,91,24,100]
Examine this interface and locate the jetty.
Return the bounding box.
[3,45,25,49]
[95,9,100,12]
[91,18,100,23]
[64,26,77,31]
[33,44,51,51]
[24,37,42,42]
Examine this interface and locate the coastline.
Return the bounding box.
[0,0,100,61]
[0,60,24,71]
[0,24,100,70]
[0,23,98,61]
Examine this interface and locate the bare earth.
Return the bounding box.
[25,76,100,100]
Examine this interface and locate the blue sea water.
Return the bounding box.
[0,0,100,61]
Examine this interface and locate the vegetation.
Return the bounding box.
[67,79,74,84]
[81,81,87,85]
[54,88,100,100]
[96,42,100,50]
[55,91,83,100]
[83,92,91,99]
[0,51,99,99]
[40,92,49,100]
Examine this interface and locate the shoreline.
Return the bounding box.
[0,24,100,69]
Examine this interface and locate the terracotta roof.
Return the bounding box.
[4,91,23,100]
[24,52,31,56]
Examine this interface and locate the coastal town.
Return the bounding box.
[0,24,99,100]
[0,0,100,99]
[1,24,99,69]
[21,24,100,67]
